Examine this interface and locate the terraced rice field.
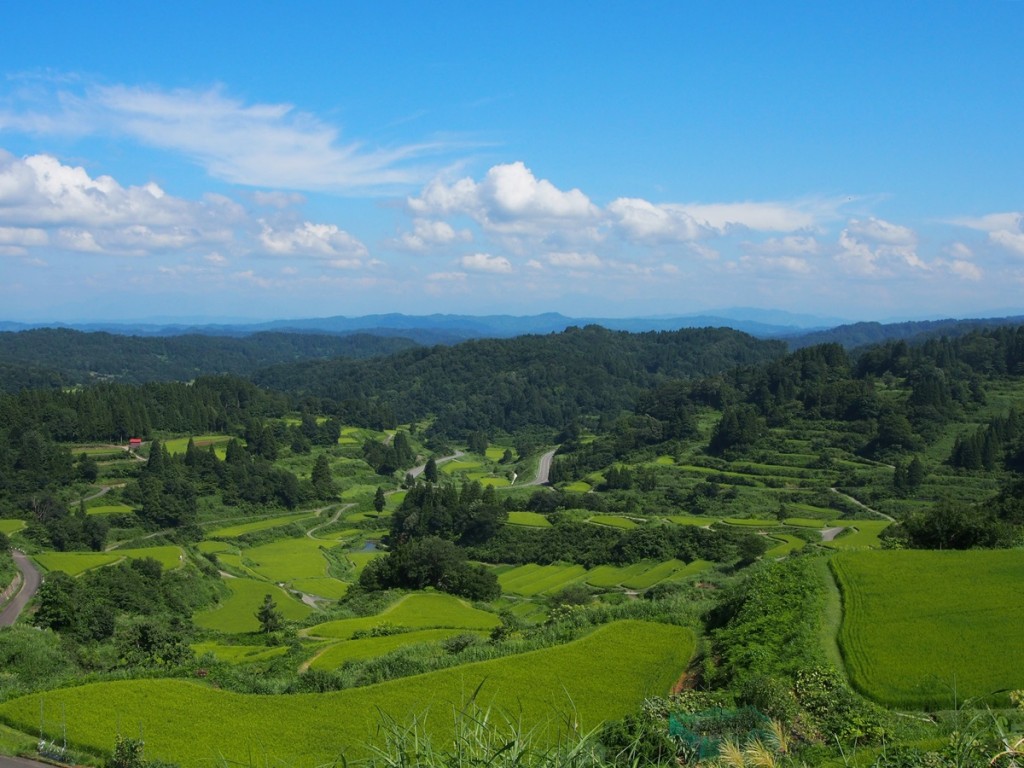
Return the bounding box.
[308,628,474,670]
[586,515,638,529]
[498,564,587,596]
[0,519,26,535]
[506,511,552,527]
[303,593,499,639]
[831,550,1024,708]
[163,435,232,455]
[663,516,714,527]
[33,552,121,576]
[84,504,133,516]
[0,621,694,768]
[763,534,806,558]
[721,518,779,528]
[289,577,350,599]
[824,520,892,549]
[783,517,826,528]
[206,514,316,538]
[585,559,712,589]
[241,538,338,582]
[34,546,184,576]
[194,578,311,633]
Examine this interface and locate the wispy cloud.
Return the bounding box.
[0,79,457,193]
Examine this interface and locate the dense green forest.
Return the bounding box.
[0,329,417,390]
[2,320,1024,768]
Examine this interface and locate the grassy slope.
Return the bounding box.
[0,621,694,768]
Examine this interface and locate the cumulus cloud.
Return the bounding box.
[394,218,472,251]
[835,217,924,275]
[0,150,241,255]
[409,162,600,237]
[949,211,1024,258]
[259,221,367,259]
[2,82,452,192]
[460,253,513,273]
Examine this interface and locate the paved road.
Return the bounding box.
[0,755,53,768]
[408,450,464,479]
[0,551,41,628]
[522,449,556,486]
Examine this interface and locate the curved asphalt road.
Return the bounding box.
[0,550,42,628]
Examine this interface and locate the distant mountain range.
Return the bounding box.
[0,308,844,343]
[1,309,1022,350]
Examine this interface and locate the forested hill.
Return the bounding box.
[0,329,418,390]
[786,315,1024,350]
[252,325,786,438]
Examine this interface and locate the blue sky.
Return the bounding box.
[1,1,1023,323]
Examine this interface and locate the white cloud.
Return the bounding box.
[394,218,472,251]
[409,162,599,237]
[460,252,513,273]
[989,229,1024,257]
[427,271,467,281]
[844,217,917,246]
[0,226,48,255]
[947,260,983,281]
[0,150,242,255]
[950,212,1022,233]
[948,211,1024,258]
[750,235,821,256]
[835,218,924,276]
[2,82,452,192]
[258,221,368,259]
[250,190,306,208]
[607,198,707,242]
[546,251,602,269]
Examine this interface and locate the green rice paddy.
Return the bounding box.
[206,514,316,538]
[0,520,26,535]
[303,593,498,639]
[831,550,1024,708]
[34,546,184,576]
[824,521,892,550]
[0,621,694,768]
[506,511,552,527]
[586,515,638,529]
[289,577,350,600]
[84,504,133,516]
[242,538,338,583]
[308,628,472,670]
[194,578,311,633]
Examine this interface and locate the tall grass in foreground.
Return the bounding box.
[360,694,631,768]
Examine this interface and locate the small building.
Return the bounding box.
[128,438,143,451]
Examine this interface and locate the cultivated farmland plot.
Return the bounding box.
[0,519,26,535]
[1,621,694,768]
[831,550,1024,708]
[303,592,499,639]
[194,578,311,633]
[33,546,184,576]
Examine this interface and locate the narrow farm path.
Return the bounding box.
[829,487,895,522]
[408,450,464,479]
[521,449,556,487]
[306,503,354,539]
[0,551,42,628]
